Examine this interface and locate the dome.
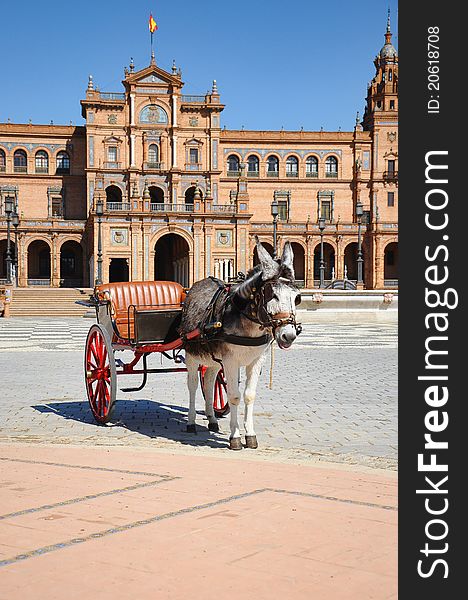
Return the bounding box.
[380,43,397,59]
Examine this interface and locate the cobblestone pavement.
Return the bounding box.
[0,318,397,469]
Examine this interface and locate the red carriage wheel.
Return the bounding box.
[199,366,230,418]
[85,324,116,424]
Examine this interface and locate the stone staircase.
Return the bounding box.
[8,288,94,318]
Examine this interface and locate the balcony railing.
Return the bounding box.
[35,167,49,174]
[106,202,131,211]
[151,203,194,212]
[185,163,202,171]
[0,165,6,172]
[286,171,298,178]
[383,171,398,181]
[384,279,398,288]
[144,162,164,171]
[28,279,51,286]
[180,95,206,103]
[325,171,338,178]
[212,204,235,213]
[266,171,279,177]
[100,92,125,100]
[104,162,121,169]
[14,165,27,173]
[306,171,319,178]
[247,171,259,177]
[227,170,240,177]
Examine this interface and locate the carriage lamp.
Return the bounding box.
[12,212,19,286]
[4,197,14,285]
[356,201,364,285]
[318,217,326,288]
[271,198,279,257]
[95,197,104,286]
[95,197,104,217]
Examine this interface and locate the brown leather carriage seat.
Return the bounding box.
[95,280,186,338]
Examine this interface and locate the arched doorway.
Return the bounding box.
[384,242,398,285]
[290,242,305,286]
[109,258,129,283]
[184,186,202,206]
[253,242,274,266]
[28,240,51,285]
[60,240,83,287]
[105,185,122,208]
[314,242,335,284]
[344,242,365,282]
[154,234,190,287]
[0,239,16,282]
[149,186,164,206]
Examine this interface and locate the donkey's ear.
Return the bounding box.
[256,237,279,280]
[280,241,295,280]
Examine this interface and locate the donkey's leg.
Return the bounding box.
[243,354,265,449]
[224,362,242,450]
[186,355,199,433]
[203,366,220,432]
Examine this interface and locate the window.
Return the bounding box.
[286,156,298,177]
[247,155,259,176]
[14,149,27,173]
[278,200,288,221]
[387,192,395,207]
[51,196,63,217]
[35,150,49,173]
[148,144,159,165]
[227,154,240,175]
[306,156,318,177]
[389,70,393,81]
[266,155,279,176]
[387,159,395,173]
[390,100,395,109]
[320,200,332,221]
[56,151,70,174]
[107,146,117,163]
[0,149,5,171]
[325,156,338,178]
[189,148,199,164]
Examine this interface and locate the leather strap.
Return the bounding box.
[219,333,271,346]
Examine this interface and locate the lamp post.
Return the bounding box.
[95,197,104,286]
[12,211,19,287]
[356,201,364,285]
[4,197,13,285]
[271,198,279,257]
[318,216,326,288]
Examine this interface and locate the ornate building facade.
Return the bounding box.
[0,20,398,290]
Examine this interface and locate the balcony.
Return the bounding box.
[180,95,206,103]
[144,162,164,171]
[227,170,240,177]
[325,171,338,178]
[306,171,319,178]
[0,165,5,173]
[106,202,131,211]
[247,170,259,177]
[286,171,298,178]
[185,163,202,171]
[151,203,194,213]
[14,165,27,173]
[212,204,235,213]
[383,170,398,181]
[35,167,49,174]
[103,162,121,169]
[100,92,125,100]
[266,171,279,178]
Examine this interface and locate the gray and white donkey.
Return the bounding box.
[180,238,302,449]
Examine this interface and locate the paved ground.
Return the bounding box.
[0,444,397,600]
[0,318,397,469]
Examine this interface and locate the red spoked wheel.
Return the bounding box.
[199,366,230,418]
[85,324,116,424]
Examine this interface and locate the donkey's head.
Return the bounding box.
[235,238,302,349]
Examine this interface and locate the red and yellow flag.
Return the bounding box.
[149,14,158,33]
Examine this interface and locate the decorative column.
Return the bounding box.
[51,233,60,287]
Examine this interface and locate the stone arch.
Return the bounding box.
[105,185,122,204]
[154,232,191,287]
[0,238,16,281]
[27,238,52,284]
[343,241,366,282]
[149,185,165,205]
[184,186,203,205]
[313,241,335,282]
[290,241,306,283]
[60,239,83,286]
[384,241,398,281]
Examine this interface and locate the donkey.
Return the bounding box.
[180,238,302,449]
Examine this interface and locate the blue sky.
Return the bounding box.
[0,0,397,131]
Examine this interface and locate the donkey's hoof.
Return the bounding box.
[186,424,197,434]
[245,435,258,449]
[208,422,219,432]
[229,437,243,450]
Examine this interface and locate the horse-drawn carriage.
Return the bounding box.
[81,280,229,425]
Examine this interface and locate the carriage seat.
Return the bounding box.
[95,281,186,338]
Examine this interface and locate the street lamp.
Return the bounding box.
[12,211,19,287]
[95,196,104,286]
[271,198,279,257]
[4,197,13,285]
[356,201,364,285]
[318,216,326,288]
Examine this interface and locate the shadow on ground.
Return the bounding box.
[32,399,228,449]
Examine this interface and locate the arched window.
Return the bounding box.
[35,150,49,173]
[148,144,159,166]
[227,154,240,176]
[266,155,279,177]
[247,155,259,176]
[14,149,27,173]
[306,156,318,177]
[325,156,338,178]
[286,155,299,177]
[56,151,70,174]
[389,70,393,81]
[105,185,122,206]
[0,149,5,172]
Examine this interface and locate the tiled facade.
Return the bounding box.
[0,22,398,290]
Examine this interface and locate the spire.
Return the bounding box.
[172,60,177,75]
[379,8,397,60]
[212,79,218,94]
[151,50,156,66]
[385,7,392,44]
[87,75,94,91]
